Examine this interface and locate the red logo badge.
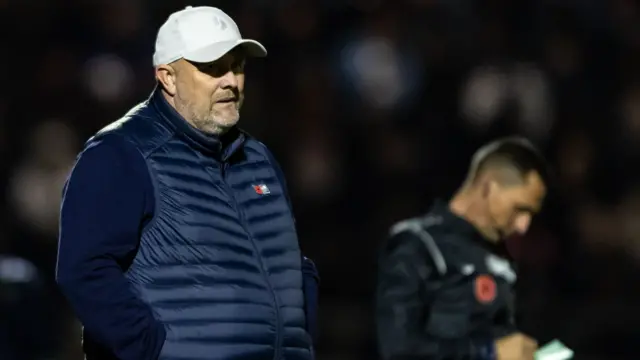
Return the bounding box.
[253,184,270,195]
[474,274,497,304]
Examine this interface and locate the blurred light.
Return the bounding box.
[29,119,79,166]
[512,64,553,141]
[9,120,78,237]
[292,142,341,200]
[342,37,405,110]
[460,66,508,130]
[82,53,134,103]
[461,63,553,140]
[0,256,37,284]
[621,86,640,138]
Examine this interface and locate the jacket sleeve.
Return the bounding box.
[492,286,518,339]
[376,232,493,360]
[56,135,166,360]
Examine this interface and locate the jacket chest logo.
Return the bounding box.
[252,183,271,195]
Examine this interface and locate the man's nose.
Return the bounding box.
[219,70,238,88]
[514,214,531,235]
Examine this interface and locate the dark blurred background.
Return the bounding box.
[1,0,640,359]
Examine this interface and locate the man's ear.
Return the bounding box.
[155,64,177,96]
[482,179,499,198]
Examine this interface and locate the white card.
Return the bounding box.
[534,339,574,360]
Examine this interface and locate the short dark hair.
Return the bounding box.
[466,136,550,186]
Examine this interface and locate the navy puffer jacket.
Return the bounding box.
[57,88,319,360]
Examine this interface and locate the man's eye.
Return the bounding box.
[516,207,534,215]
[196,63,215,71]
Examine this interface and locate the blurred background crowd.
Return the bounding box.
[0,0,639,359]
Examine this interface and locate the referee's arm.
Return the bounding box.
[376,232,490,360]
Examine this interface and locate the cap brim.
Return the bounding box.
[183,39,267,63]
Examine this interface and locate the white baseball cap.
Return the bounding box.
[152,6,267,66]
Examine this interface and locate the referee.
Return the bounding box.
[376,137,549,360]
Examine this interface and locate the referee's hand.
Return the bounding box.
[495,332,538,360]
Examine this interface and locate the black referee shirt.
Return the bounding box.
[376,200,517,360]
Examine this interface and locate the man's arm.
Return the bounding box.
[56,135,165,360]
[492,300,518,339]
[376,232,492,360]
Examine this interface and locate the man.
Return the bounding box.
[56,6,319,360]
[376,137,549,360]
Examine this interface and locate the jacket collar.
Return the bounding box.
[431,199,481,239]
[150,86,245,161]
[430,199,509,256]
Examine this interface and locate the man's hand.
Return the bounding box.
[495,332,538,360]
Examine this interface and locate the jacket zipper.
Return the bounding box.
[221,163,283,360]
